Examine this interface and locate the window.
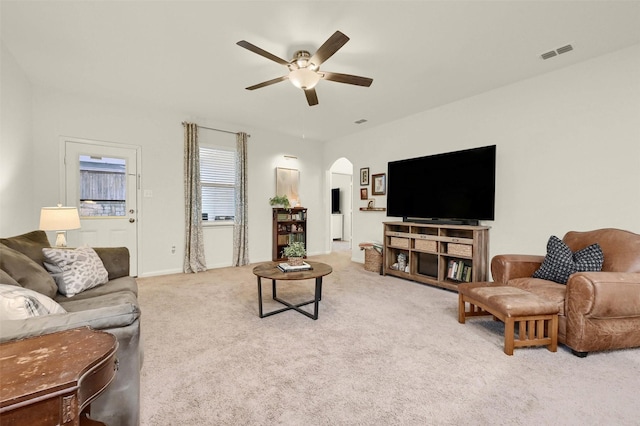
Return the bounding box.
[78,155,126,217]
[200,146,236,222]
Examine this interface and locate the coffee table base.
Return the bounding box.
[257,277,323,320]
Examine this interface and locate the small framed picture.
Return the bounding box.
[360,167,370,186]
[372,173,386,195]
[360,188,368,200]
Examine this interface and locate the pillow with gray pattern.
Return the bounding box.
[42,246,109,297]
[532,235,604,284]
[0,284,67,320]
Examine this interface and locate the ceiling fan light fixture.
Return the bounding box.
[289,68,321,90]
[293,50,312,69]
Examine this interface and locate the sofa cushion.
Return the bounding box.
[507,277,567,316]
[0,230,51,267]
[53,276,138,303]
[58,290,140,329]
[533,235,603,284]
[1,291,140,343]
[42,246,109,297]
[0,269,20,287]
[0,284,67,320]
[0,243,58,298]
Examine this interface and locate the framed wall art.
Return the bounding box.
[276,167,300,206]
[360,167,370,186]
[372,173,386,195]
[360,187,368,200]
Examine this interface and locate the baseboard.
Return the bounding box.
[138,268,182,278]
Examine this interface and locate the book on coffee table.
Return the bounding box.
[278,262,313,272]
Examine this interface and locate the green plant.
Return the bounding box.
[282,241,306,258]
[269,195,290,208]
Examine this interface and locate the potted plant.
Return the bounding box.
[282,241,306,266]
[269,195,290,209]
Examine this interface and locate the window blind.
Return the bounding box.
[200,146,236,221]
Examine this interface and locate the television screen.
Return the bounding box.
[331,188,340,214]
[386,145,496,223]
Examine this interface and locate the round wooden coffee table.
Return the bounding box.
[252,261,332,320]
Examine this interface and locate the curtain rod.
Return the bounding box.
[182,121,250,137]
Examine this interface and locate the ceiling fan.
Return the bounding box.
[237,31,373,106]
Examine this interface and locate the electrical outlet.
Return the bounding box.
[171,245,176,254]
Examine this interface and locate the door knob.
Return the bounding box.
[129,218,135,223]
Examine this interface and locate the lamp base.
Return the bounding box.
[54,231,68,247]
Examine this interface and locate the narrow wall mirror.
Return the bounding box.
[276,167,300,207]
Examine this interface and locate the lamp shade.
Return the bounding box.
[289,68,321,90]
[39,205,81,231]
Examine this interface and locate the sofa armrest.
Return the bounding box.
[94,247,130,279]
[567,272,640,319]
[0,302,140,343]
[491,254,545,283]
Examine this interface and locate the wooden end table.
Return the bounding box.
[253,261,332,320]
[0,327,118,425]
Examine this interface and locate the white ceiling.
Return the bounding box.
[2,1,639,142]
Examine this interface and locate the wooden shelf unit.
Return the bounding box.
[383,221,490,291]
[272,207,307,261]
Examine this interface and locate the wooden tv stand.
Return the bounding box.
[383,221,490,291]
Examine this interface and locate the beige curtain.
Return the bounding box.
[233,132,249,266]
[183,122,207,273]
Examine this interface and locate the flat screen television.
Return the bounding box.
[386,145,496,224]
[331,188,340,214]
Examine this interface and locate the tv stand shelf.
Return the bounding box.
[383,221,490,291]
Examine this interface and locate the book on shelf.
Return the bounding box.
[277,235,289,245]
[447,259,472,282]
[277,262,313,272]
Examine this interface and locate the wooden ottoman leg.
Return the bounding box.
[458,294,466,324]
[504,317,515,355]
[548,315,558,352]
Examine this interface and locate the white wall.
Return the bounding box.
[324,44,640,266]
[5,80,325,276]
[0,43,35,235]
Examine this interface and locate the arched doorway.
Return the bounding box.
[329,158,353,253]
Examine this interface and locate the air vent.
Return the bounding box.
[354,119,368,124]
[556,44,573,55]
[541,43,574,60]
[541,50,557,60]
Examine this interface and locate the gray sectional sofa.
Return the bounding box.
[0,230,142,426]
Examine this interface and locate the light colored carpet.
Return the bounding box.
[137,251,640,425]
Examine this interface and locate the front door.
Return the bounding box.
[64,139,140,276]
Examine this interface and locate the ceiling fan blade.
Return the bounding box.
[245,75,288,90]
[237,40,289,66]
[304,88,319,106]
[321,71,373,87]
[310,31,350,67]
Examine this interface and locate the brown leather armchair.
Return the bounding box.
[491,228,640,357]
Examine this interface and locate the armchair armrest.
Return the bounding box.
[567,272,640,319]
[491,254,545,283]
[94,247,130,279]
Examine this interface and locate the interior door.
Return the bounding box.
[64,140,139,276]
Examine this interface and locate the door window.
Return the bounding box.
[78,155,126,217]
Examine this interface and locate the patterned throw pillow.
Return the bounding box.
[42,246,109,297]
[0,284,67,320]
[533,235,604,284]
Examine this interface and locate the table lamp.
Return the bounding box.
[39,204,81,247]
